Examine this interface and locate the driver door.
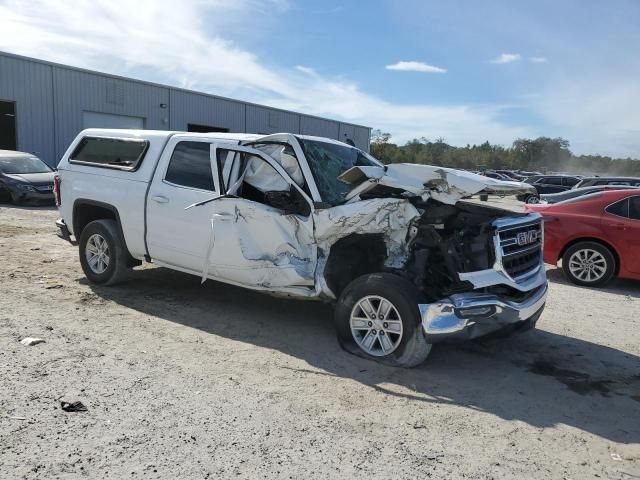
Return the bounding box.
[203,145,317,289]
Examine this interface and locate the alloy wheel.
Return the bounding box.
[85,233,110,274]
[350,295,403,356]
[567,248,607,283]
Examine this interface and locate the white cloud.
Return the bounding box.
[295,65,317,76]
[0,0,531,147]
[529,56,547,63]
[490,53,522,64]
[385,61,447,73]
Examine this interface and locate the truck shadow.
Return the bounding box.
[84,266,640,444]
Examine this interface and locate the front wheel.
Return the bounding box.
[334,273,432,368]
[562,241,616,287]
[525,194,540,204]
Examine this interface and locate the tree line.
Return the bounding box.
[369,130,640,176]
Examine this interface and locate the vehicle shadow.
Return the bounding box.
[0,202,57,211]
[546,266,640,299]
[84,266,640,444]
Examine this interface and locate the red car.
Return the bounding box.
[526,189,640,286]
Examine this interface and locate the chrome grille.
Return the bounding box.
[497,220,543,281]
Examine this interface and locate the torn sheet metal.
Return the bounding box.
[339,164,536,205]
[315,197,420,268]
[202,198,316,289]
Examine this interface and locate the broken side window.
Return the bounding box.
[250,143,306,188]
[216,148,311,217]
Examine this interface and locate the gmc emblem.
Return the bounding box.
[516,230,539,246]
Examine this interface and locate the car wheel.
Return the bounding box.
[525,194,540,204]
[334,273,432,368]
[562,241,616,287]
[78,219,130,285]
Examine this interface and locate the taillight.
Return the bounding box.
[53,174,61,207]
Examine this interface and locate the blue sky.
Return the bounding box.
[1,0,639,157]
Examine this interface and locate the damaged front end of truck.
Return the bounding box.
[319,163,548,344]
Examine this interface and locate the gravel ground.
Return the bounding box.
[1,204,639,479]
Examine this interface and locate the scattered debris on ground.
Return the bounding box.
[20,337,45,346]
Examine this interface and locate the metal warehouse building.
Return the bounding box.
[0,51,371,167]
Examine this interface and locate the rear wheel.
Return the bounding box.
[562,241,616,287]
[79,219,130,285]
[334,273,432,368]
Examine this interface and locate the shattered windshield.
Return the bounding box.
[298,138,382,206]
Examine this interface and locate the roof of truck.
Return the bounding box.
[78,129,263,141]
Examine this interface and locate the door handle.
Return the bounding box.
[151,195,169,204]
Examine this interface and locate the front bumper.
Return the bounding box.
[419,282,548,342]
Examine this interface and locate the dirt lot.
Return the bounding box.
[1,204,639,479]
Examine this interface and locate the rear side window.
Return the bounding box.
[164,142,215,191]
[70,137,148,170]
[629,197,640,220]
[542,177,563,185]
[605,198,629,217]
[563,177,580,187]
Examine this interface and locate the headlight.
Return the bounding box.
[15,183,37,192]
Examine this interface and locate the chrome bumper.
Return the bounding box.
[419,281,548,342]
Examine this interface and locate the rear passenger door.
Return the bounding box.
[146,137,222,272]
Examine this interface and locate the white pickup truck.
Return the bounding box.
[55,129,547,367]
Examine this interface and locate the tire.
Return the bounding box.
[334,273,432,368]
[562,241,616,287]
[524,194,540,204]
[78,219,130,285]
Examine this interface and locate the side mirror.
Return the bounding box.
[264,186,310,216]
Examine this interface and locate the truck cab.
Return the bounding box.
[56,129,547,367]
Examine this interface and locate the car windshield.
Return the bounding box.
[297,138,383,206]
[0,156,52,174]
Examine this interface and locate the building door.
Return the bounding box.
[82,111,145,129]
[188,123,229,133]
[0,101,17,151]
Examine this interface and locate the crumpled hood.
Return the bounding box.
[4,172,55,184]
[339,163,536,205]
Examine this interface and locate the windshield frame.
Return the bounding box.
[296,137,384,206]
[0,155,52,175]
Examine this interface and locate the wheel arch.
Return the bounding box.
[323,233,388,297]
[558,237,620,275]
[73,199,137,264]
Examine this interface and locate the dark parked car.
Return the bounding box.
[0,150,55,205]
[573,176,640,189]
[540,185,640,204]
[517,175,582,203]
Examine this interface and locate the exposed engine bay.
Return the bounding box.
[403,200,525,301]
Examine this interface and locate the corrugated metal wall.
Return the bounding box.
[53,67,169,163]
[169,90,244,132]
[0,55,55,165]
[245,105,300,135]
[0,51,371,166]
